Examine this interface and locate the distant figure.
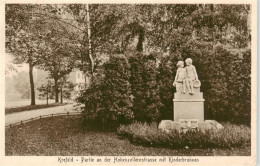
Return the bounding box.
[173,61,187,93]
[185,58,198,95]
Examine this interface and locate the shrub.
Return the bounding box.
[117,122,251,149]
[101,54,134,125]
[77,54,133,129]
[157,55,179,120]
[129,53,162,122]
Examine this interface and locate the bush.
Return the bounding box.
[157,55,179,120]
[129,53,162,122]
[117,122,251,149]
[99,54,134,127]
[77,54,134,129]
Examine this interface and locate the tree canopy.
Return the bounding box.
[6,4,251,125]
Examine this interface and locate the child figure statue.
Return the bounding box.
[173,61,187,93]
[185,58,198,95]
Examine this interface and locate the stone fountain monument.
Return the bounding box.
[158,58,223,132]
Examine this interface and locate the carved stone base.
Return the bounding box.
[158,120,224,133]
[173,92,205,122]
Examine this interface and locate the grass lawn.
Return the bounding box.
[5,103,66,115]
[5,116,250,156]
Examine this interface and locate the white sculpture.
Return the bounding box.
[173,58,200,95]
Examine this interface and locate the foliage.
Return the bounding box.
[6,4,43,105]
[78,54,134,128]
[77,82,104,120]
[207,46,251,124]
[129,52,162,122]
[157,55,178,120]
[80,4,251,124]
[6,4,251,124]
[35,15,80,103]
[117,122,251,149]
[89,5,146,54]
[142,54,162,122]
[60,80,76,101]
[6,4,82,105]
[128,53,146,121]
[101,54,134,125]
[37,80,52,104]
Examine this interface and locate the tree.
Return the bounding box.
[37,80,52,105]
[59,78,75,104]
[6,4,43,105]
[38,39,78,103]
[29,5,81,103]
[129,52,146,121]
[6,4,83,104]
[129,52,162,122]
[102,54,133,127]
[89,4,148,54]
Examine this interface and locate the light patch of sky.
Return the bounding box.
[5,53,32,78]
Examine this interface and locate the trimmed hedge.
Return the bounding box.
[77,54,134,129]
[117,122,251,149]
[129,53,162,122]
[78,45,251,128]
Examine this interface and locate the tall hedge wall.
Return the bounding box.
[78,46,251,127]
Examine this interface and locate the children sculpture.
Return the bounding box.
[173,61,187,93]
[185,58,198,95]
[173,58,199,95]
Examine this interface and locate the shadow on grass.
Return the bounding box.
[5,116,251,156]
[5,103,67,115]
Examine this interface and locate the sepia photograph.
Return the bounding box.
[2,1,257,165]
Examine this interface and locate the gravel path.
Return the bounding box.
[5,99,56,108]
[5,104,82,126]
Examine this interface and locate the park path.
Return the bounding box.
[5,103,82,126]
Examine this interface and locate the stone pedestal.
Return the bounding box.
[173,92,204,122]
[158,119,223,133]
[159,90,223,132]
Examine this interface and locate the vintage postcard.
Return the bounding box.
[0,0,257,166]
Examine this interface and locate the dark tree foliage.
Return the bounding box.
[102,54,134,126]
[128,53,146,122]
[207,46,251,124]
[129,52,162,123]
[142,54,162,122]
[77,54,134,129]
[157,55,178,120]
[77,81,105,121]
[77,4,251,125]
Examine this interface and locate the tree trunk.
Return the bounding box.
[29,63,36,105]
[86,4,94,76]
[54,78,59,103]
[60,85,63,104]
[137,29,144,52]
[247,4,251,48]
[46,91,48,105]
